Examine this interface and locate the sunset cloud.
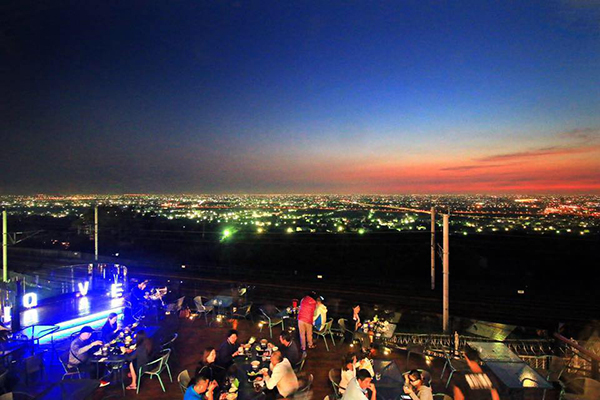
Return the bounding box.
[475,145,600,163]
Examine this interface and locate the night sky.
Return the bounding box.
[1,1,600,194]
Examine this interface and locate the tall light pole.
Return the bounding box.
[94,206,99,261]
[430,207,435,290]
[2,210,7,282]
[442,213,450,332]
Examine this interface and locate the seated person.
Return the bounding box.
[215,329,240,368]
[184,373,219,400]
[339,353,358,394]
[403,370,433,400]
[278,331,301,366]
[313,296,328,331]
[125,330,154,390]
[68,326,109,386]
[261,351,299,398]
[195,347,226,385]
[101,312,120,342]
[341,369,376,400]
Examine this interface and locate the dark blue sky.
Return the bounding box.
[2,0,599,193]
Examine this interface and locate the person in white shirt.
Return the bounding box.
[339,353,358,394]
[403,370,433,400]
[261,350,299,398]
[313,296,328,331]
[341,369,376,400]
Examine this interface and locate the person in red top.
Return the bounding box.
[297,292,317,351]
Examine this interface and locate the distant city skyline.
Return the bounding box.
[1,1,600,194]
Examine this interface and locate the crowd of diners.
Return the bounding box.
[66,286,433,400]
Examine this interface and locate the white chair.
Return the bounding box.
[193,296,214,324]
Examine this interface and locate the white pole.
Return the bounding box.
[2,210,7,282]
[443,214,450,332]
[430,207,435,290]
[94,206,99,261]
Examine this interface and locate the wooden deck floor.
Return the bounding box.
[84,317,559,400]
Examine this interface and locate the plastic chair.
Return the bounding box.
[193,296,214,324]
[105,359,126,396]
[21,352,44,385]
[166,296,186,314]
[294,351,307,373]
[58,351,81,379]
[177,369,190,394]
[297,373,313,393]
[161,333,178,362]
[259,308,284,338]
[440,352,470,388]
[328,368,341,399]
[314,319,335,351]
[232,303,253,322]
[136,349,173,394]
[334,318,355,345]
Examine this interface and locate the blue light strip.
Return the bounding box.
[38,305,125,344]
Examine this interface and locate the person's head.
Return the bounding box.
[356,369,372,389]
[342,353,357,371]
[353,305,361,314]
[227,329,238,344]
[203,347,216,364]
[138,280,148,290]
[316,296,323,305]
[279,331,292,346]
[79,326,94,341]
[406,370,429,389]
[136,330,152,352]
[190,374,210,393]
[108,313,118,325]
[270,351,283,370]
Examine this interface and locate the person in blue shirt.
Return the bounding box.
[184,374,219,400]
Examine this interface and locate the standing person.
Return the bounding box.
[341,369,376,400]
[313,296,328,331]
[278,331,301,366]
[403,370,433,400]
[297,292,317,351]
[215,329,240,368]
[261,351,299,398]
[351,305,370,352]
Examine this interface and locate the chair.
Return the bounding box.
[161,333,178,362]
[440,352,470,388]
[334,318,355,345]
[328,368,341,399]
[177,370,191,394]
[232,303,253,322]
[562,377,600,400]
[259,308,284,338]
[136,349,173,394]
[166,296,186,314]
[314,319,336,351]
[21,352,44,385]
[297,373,313,393]
[193,296,214,324]
[58,351,81,379]
[532,354,569,400]
[294,351,307,373]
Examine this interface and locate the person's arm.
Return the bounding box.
[264,365,283,390]
[75,340,103,356]
[369,383,377,400]
[403,385,420,400]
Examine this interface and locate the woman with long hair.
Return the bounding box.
[126,330,154,390]
[195,346,225,384]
